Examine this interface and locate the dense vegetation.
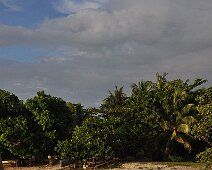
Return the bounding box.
[0,73,211,168]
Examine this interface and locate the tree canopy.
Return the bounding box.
[0,73,211,168]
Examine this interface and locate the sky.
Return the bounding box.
[0,0,212,107]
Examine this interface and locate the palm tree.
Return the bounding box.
[100,86,127,114]
[155,73,207,159]
[131,80,154,95]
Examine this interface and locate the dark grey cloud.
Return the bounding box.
[0,0,212,106]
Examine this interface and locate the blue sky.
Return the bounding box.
[0,0,212,107]
[0,0,65,27]
[0,0,65,63]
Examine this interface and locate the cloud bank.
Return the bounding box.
[0,0,211,106]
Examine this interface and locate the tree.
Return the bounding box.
[0,89,25,117]
[196,148,212,168]
[127,80,161,159]
[193,87,212,146]
[127,73,207,160]
[0,153,3,170]
[100,86,127,115]
[0,115,33,158]
[0,89,33,159]
[57,116,115,162]
[155,73,207,160]
[66,102,89,126]
[100,86,151,158]
[25,91,75,158]
[130,80,160,125]
[192,87,212,168]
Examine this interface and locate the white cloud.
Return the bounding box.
[0,0,21,11]
[54,0,109,13]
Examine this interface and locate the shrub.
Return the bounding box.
[196,148,212,168]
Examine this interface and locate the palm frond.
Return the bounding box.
[186,79,207,91]
[177,124,190,134]
[175,133,192,152]
[160,120,172,131]
[181,116,196,125]
[171,130,177,140]
[181,104,195,115]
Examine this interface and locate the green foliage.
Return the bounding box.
[127,80,161,156]
[196,148,212,168]
[192,87,212,146]
[0,89,24,117]
[100,84,159,158]
[57,116,115,162]
[26,91,72,133]
[153,74,206,159]
[100,86,127,115]
[0,73,210,164]
[193,88,212,168]
[0,115,33,158]
[0,90,33,158]
[66,102,89,126]
[122,74,207,160]
[25,91,76,157]
[129,80,160,126]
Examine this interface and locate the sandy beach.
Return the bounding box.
[3,162,206,170]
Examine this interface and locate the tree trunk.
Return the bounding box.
[0,154,4,170]
[164,137,172,161]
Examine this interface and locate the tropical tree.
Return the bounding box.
[196,148,212,168]
[193,87,212,146]
[66,102,89,126]
[130,80,160,125]
[127,80,161,158]
[0,153,3,170]
[100,85,151,158]
[0,89,24,117]
[193,87,212,167]
[100,86,127,115]
[57,116,116,162]
[0,89,33,159]
[155,73,207,160]
[25,91,75,158]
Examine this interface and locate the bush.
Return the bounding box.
[196,148,212,168]
[56,117,115,162]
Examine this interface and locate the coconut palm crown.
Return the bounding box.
[155,73,207,158]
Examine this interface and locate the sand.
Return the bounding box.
[3,162,206,170]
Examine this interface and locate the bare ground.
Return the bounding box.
[109,162,205,170]
[3,164,60,170]
[3,162,207,170]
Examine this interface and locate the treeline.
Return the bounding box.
[0,73,211,167]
